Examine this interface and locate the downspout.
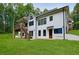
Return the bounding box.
[35,17,37,39]
[63,8,65,40]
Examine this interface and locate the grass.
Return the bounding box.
[0,34,79,55]
[68,30,79,36]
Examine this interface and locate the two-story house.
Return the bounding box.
[28,6,73,39]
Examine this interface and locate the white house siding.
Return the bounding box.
[53,12,64,39]
[53,11,67,39]
[36,11,67,39]
[28,17,36,39]
[28,11,68,39]
[36,25,49,39]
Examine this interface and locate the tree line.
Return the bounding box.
[0,3,48,33]
[71,3,79,30]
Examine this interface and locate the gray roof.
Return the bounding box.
[36,6,69,18]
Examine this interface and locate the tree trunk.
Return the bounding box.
[13,15,15,39]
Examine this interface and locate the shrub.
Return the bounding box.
[74,21,79,29]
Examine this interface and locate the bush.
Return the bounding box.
[74,21,79,29]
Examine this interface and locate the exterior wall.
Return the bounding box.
[36,12,67,39]
[28,16,36,39]
[28,11,68,39]
[53,12,64,39]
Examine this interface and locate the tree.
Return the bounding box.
[5,3,15,32]
[15,3,35,20]
[34,8,41,15]
[15,4,26,19]
[0,3,7,33]
[0,3,4,33]
[43,8,48,13]
[71,3,79,29]
[0,3,4,14]
[74,21,79,29]
[0,3,36,33]
[25,3,34,16]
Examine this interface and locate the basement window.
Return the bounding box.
[38,30,41,36]
[54,28,62,34]
[29,31,33,36]
[43,30,46,36]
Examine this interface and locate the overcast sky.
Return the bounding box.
[33,3,76,12]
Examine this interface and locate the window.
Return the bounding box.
[29,21,34,26]
[54,28,62,34]
[38,18,46,26]
[43,30,46,36]
[29,31,33,36]
[49,16,53,21]
[38,30,41,36]
[38,20,41,25]
[30,16,33,20]
[43,18,46,24]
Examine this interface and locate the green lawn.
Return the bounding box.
[68,30,79,36]
[0,34,79,55]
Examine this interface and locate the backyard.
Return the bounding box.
[0,34,79,55]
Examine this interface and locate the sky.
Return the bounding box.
[33,3,76,12]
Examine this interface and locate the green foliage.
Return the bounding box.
[15,4,26,19]
[0,3,5,33]
[34,8,41,15]
[74,3,79,12]
[0,3,48,33]
[74,21,79,29]
[71,3,79,29]
[25,3,34,14]
[0,3,4,14]
[0,3,35,33]
[43,8,48,13]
